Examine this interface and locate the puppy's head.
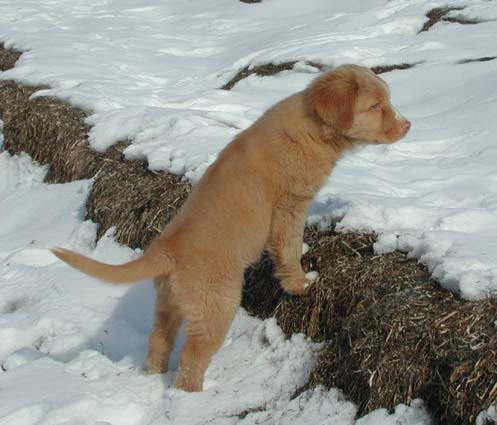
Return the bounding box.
[306,64,410,144]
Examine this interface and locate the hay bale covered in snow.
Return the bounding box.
[0,72,190,249]
[0,44,20,72]
[87,160,190,247]
[314,278,497,424]
[243,229,497,424]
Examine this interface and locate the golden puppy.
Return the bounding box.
[52,64,410,392]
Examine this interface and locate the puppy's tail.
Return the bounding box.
[51,241,174,284]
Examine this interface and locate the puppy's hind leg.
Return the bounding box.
[146,276,183,374]
[175,281,241,392]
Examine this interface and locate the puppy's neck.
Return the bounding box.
[299,101,357,156]
[321,125,357,155]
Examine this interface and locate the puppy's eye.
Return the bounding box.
[369,103,382,111]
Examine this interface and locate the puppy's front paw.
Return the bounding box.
[281,271,318,296]
[304,271,319,289]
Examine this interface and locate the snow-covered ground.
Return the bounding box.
[0,0,496,423]
[0,128,433,423]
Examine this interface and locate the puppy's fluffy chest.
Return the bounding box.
[278,131,339,202]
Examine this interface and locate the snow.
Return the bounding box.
[0,0,496,421]
[477,406,497,425]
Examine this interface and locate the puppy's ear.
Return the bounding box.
[306,70,359,133]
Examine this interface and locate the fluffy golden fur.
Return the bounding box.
[52,64,411,392]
